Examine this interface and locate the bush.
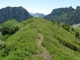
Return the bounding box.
[62,23,70,32]
[0,24,3,32]
[57,37,80,52]
[51,20,54,24]
[57,20,61,28]
[2,19,20,35]
[1,34,9,41]
[0,40,6,50]
[75,32,80,39]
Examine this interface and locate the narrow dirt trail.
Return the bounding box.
[38,33,43,46]
[37,33,52,60]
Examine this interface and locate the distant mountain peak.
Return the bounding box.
[0,6,32,23]
[44,6,80,25]
[29,13,45,18]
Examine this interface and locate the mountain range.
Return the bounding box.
[44,6,80,25]
[0,6,32,23]
[0,6,80,60]
[0,6,80,25]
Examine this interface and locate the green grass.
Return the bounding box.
[0,18,80,60]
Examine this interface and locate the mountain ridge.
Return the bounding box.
[0,18,80,60]
[44,6,80,25]
[0,6,32,23]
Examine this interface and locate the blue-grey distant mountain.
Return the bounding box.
[44,6,80,25]
[30,13,45,18]
[0,6,32,23]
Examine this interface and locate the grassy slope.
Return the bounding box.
[0,18,80,60]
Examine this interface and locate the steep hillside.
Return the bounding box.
[71,6,80,24]
[0,18,80,60]
[0,6,32,23]
[44,6,80,25]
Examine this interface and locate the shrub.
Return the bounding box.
[75,32,80,39]
[62,23,70,32]
[0,24,3,32]
[2,19,20,35]
[2,46,13,57]
[1,34,9,41]
[57,20,61,28]
[51,20,54,24]
[0,40,6,50]
[57,37,80,52]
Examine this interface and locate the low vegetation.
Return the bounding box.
[1,19,20,35]
[0,18,80,60]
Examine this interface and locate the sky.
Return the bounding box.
[0,0,80,15]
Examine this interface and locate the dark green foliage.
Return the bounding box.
[62,23,80,39]
[51,20,54,24]
[0,41,6,50]
[71,27,75,31]
[75,32,80,39]
[1,34,9,41]
[57,20,61,28]
[57,37,80,52]
[0,24,2,32]
[62,23,71,32]
[2,46,12,57]
[1,19,20,35]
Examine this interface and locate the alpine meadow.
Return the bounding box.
[0,0,80,60]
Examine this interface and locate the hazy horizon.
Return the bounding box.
[0,0,80,15]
